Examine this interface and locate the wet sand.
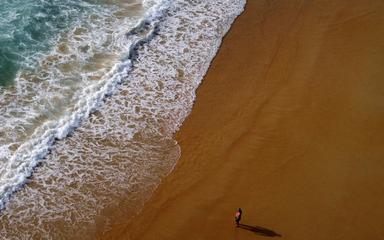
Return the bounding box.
[104,0,384,239]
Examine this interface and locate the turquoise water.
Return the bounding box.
[0,0,99,86]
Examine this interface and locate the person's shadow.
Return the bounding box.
[238,224,282,237]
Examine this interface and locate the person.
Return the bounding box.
[235,208,242,226]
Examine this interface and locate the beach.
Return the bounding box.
[103,0,384,239]
[0,1,247,238]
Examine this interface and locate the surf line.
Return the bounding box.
[0,0,172,211]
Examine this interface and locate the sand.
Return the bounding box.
[103,0,384,239]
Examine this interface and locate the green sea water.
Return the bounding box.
[0,0,100,86]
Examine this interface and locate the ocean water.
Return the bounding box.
[0,0,245,238]
[0,0,83,85]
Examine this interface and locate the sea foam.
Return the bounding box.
[0,0,167,209]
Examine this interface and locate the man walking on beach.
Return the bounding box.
[235,208,242,226]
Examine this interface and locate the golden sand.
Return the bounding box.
[103,0,384,239]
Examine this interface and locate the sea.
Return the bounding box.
[0,0,245,238]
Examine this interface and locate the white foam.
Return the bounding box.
[0,0,169,209]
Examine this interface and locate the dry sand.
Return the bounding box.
[103,0,384,239]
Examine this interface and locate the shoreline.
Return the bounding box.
[103,0,384,239]
[0,1,247,238]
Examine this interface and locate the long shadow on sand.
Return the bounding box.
[238,224,282,237]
